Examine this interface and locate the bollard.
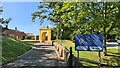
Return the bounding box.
[52,41,53,46]
[69,47,73,67]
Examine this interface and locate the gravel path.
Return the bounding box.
[2,44,60,68]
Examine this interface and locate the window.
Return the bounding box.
[9,34,14,37]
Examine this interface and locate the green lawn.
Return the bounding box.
[55,40,120,67]
[1,36,32,65]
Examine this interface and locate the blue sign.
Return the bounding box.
[74,34,103,52]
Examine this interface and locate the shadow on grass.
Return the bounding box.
[73,57,83,67]
[80,58,98,65]
[103,51,120,67]
[67,55,83,68]
[103,56,120,66]
[107,52,120,56]
[67,56,101,68]
[69,55,120,68]
[74,57,104,68]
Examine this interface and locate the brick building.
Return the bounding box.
[2,27,27,40]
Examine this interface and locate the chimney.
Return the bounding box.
[15,27,17,31]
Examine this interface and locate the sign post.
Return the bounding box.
[98,51,101,66]
[77,51,79,61]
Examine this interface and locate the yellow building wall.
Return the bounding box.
[39,29,51,43]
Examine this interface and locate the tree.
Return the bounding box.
[32,2,64,40]
[32,2,120,56]
[0,18,12,29]
[81,2,120,55]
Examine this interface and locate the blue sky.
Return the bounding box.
[2,2,52,35]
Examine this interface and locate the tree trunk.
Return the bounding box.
[103,2,107,56]
[103,30,107,56]
[56,30,58,40]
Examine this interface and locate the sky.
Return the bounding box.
[2,2,52,35]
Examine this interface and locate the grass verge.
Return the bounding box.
[55,40,120,67]
[1,36,32,65]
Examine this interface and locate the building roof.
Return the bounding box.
[25,33,34,36]
[40,26,51,30]
[41,26,48,29]
[3,29,27,36]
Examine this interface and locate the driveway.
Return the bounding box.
[2,43,60,68]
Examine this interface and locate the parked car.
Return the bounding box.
[107,39,117,42]
[117,40,120,44]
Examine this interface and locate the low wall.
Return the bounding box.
[53,42,81,66]
[53,42,70,63]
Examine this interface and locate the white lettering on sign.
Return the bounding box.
[90,46,102,51]
[76,46,88,50]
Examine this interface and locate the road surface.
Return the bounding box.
[2,43,61,68]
